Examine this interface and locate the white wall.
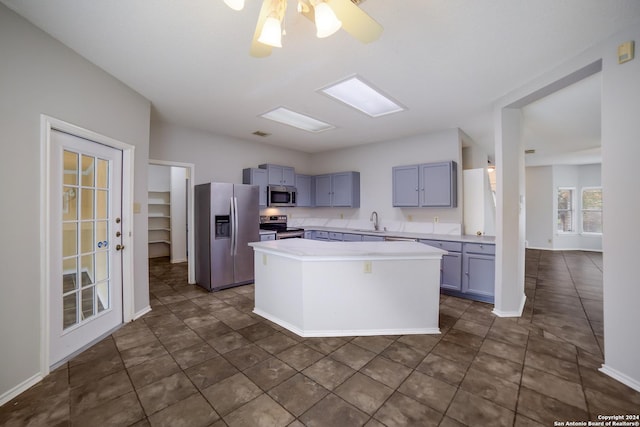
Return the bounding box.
[496,22,640,390]
[170,166,188,263]
[299,128,463,227]
[0,4,151,401]
[150,122,311,185]
[525,166,554,249]
[525,164,602,251]
[553,164,602,251]
[148,164,171,191]
[599,24,640,391]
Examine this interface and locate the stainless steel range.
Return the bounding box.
[259,215,304,239]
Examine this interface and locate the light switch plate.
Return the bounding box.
[618,40,634,64]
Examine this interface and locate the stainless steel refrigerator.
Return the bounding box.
[194,182,259,291]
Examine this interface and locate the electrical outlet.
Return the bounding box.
[340,213,344,219]
[408,215,413,222]
[363,261,372,274]
[434,216,439,223]
[262,254,267,265]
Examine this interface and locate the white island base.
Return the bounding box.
[248,239,446,338]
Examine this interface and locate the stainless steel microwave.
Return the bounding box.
[267,185,297,207]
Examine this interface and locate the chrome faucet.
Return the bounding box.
[370,211,379,231]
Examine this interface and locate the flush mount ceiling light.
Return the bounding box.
[260,107,335,133]
[223,0,245,11]
[320,75,406,117]
[223,0,383,57]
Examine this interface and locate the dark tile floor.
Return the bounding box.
[2,250,639,426]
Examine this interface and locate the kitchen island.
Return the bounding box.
[248,239,446,337]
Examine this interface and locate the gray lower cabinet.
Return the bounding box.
[420,239,494,302]
[462,243,495,302]
[259,232,276,241]
[328,232,343,241]
[242,168,268,207]
[342,233,362,242]
[392,161,457,208]
[362,235,384,242]
[420,239,462,292]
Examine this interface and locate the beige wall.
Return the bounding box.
[0,4,151,399]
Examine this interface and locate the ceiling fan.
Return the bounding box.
[224,0,383,57]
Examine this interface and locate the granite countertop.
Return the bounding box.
[249,238,447,259]
[301,225,496,244]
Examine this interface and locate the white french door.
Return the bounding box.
[49,129,124,365]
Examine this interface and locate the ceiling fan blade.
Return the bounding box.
[250,0,273,57]
[326,0,383,43]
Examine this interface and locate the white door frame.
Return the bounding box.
[40,115,136,375]
[149,159,196,284]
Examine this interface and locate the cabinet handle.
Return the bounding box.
[465,272,469,275]
[415,187,419,191]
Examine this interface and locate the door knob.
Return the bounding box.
[116,244,125,251]
[115,217,121,224]
[116,231,121,237]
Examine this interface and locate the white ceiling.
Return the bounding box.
[3,0,640,161]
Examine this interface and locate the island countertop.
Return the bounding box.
[248,238,447,260]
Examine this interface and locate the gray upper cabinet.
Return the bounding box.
[295,174,313,207]
[314,172,360,207]
[392,165,420,206]
[242,168,268,207]
[259,164,295,186]
[314,174,332,206]
[392,161,457,208]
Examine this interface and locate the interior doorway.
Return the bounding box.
[148,160,195,284]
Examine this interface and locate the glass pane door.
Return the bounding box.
[62,151,111,330]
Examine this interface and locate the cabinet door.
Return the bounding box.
[282,167,295,186]
[331,172,353,206]
[295,174,312,207]
[420,162,456,207]
[441,252,462,291]
[243,168,268,207]
[267,165,284,185]
[315,174,332,206]
[392,165,419,207]
[462,253,495,298]
[342,233,362,242]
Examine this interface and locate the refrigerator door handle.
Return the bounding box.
[229,196,236,256]
[233,196,239,256]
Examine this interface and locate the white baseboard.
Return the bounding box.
[0,372,43,407]
[171,258,187,264]
[254,309,440,338]
[599,364,640,393]
[526,246,603,253]
[133,305,152,321]
[492,294,526,318]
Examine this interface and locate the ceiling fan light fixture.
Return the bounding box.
[223,0,245,11]
[258,16,283,47]
[314,2,342,38]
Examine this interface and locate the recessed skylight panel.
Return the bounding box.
[260,107,335,133]
[320,76,405,117]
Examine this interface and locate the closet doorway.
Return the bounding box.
[148,160,195,284]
